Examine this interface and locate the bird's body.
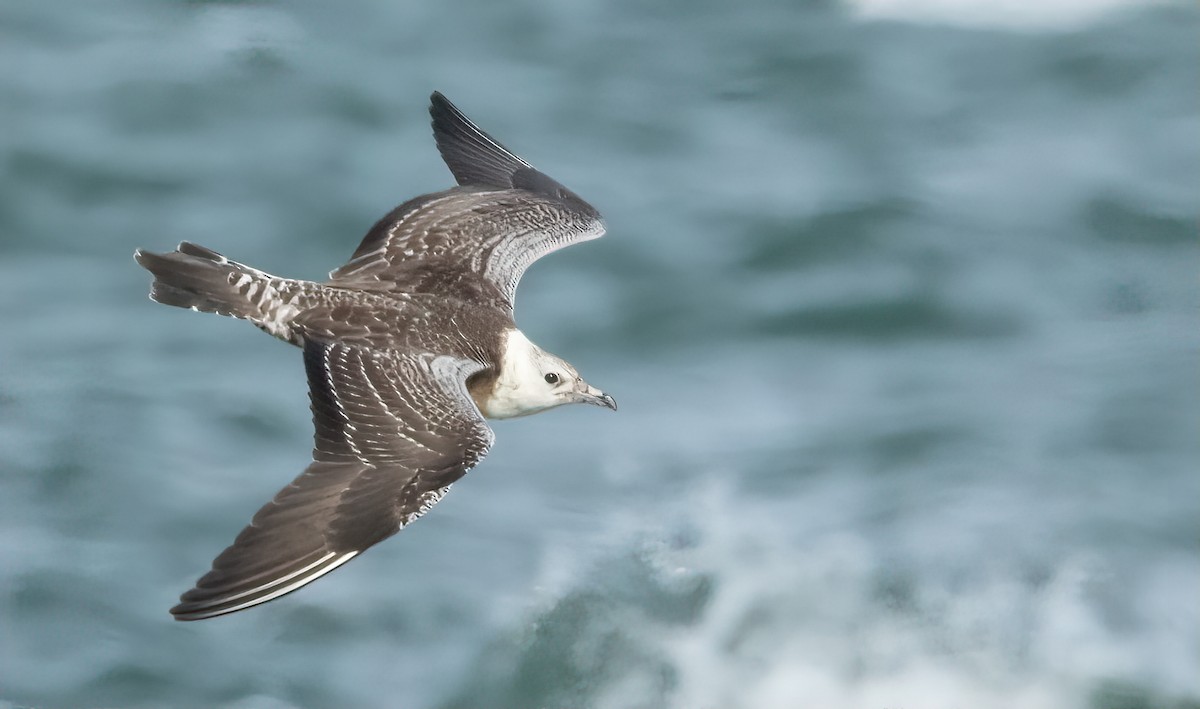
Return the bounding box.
[135,93,615,621]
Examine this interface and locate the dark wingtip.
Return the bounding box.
[427,92,601,219]
[428,91,466,127]
[170,585,217,621]
[133,248,164,273]
[428,91,532,189]
[169,602,205,622]
[170,593,235,622]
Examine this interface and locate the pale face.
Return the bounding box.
[484,330,617,419]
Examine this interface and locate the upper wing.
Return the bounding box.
[327,92,605,311]
[170,340,494,621]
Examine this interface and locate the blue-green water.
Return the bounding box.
[2,1,1197,707]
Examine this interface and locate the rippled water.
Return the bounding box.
[2,0,1197,707]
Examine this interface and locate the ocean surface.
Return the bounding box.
[1,0,1197,707]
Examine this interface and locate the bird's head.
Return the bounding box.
[481,330,617,419]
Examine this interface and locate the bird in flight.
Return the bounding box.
[135,92,616,621]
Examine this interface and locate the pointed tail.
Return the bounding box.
[134,242,302,342]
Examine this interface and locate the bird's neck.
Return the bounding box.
[472,329,549,420]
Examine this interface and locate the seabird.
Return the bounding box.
[135,92,616,621]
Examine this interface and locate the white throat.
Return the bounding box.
[484,329,555,419]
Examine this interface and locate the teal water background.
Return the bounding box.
[2,1,1198,707]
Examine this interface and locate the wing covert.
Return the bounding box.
[327,93,606,311]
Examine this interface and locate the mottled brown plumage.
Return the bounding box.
[134,92,611,620]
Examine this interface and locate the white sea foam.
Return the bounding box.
[844,0,1174,29]
[512,474,1200,709]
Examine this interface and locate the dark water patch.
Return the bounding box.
[715,0,866,116]
[738,448,827,496]
[736,199,918,272]
[614,291,701,341]
[870,567,920,615]
[610,115,693,158]
[757,292,1024,341]
[101,81,216,135]
[1090,679,1200,709]
[276,605,355,644]
[602,278,730,351]
[230,45,293,76]
[5,148,190,208]
[443,590,677,709]
[754,37,864,107]
[88,663,178,706]
[275,592,472,646]
[1102,280,1151,316]
[442,551,712,709]
[33,458,90,502]
[312,84,396,131]
[721,600,775,657]
[12,569,81,615]
[1047,3,1200,101]
[1089,388,1187,456]
[1043,43,1158,98]
[1084,196,1196,246]
[864,425,976,471]
[216,406,300,443]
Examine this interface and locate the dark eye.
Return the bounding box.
[544,372,559,384]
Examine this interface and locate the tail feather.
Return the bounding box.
[133,242,267,318]
[133,243,305,346]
